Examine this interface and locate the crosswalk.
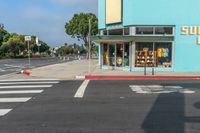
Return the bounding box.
[0,79,59,116]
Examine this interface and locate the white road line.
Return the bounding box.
[74,80,90,98]
[0,79,59,82]
[0,69,5,72]
[0,85,52,89]
[180,90,195,94]
[130,85,195,94]
[4,64,23,68]
[0,97,32,102]
[0,109,12,116]
[0,81,59,85]
[130,85,163,88]
[0,90,43,94]
[130,85,149,93]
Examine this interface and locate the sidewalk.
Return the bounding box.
[28,59,200,80]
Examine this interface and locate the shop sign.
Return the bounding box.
[181,26,200,45]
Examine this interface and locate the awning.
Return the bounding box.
[91,35,174,43]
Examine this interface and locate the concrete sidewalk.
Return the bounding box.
[27,59,200,80]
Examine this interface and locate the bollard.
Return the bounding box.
[144,63,147,76]
[152,68,155,75]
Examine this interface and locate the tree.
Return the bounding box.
[1,34,26,57]
[65,13,98,57]
[0,24,9,46]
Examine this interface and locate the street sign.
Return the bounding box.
[37,43,41,47]
[25,36,31,41]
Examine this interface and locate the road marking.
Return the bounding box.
[180,90,195,94]
[0,97,32,102]
[0,81,59,85]
[0,85,52,89]
[74,80,90,98]
[130,85,195,94]
[0,69,5,72]
[0,90,43,94]
[0,109,12,116]
[4,64,24,68]
[0,79,59,82]
[130,85,163,88]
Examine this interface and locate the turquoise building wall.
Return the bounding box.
[98,0,200,72]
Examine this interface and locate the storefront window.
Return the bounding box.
[116,44,123,67]
[102,43,130,68]
[155,42,172,68]
[124,43,129,66]
[136,27,154,35]
[108,29,123,35]
[155,27,173,35]
[103,44,115,66]
[135,42,172,68]
[135,42,154,67]
[124,27,130,35]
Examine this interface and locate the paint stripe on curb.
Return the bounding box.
[76,76,85,80]
[85,75,200,80]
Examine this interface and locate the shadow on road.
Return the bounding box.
[142,92,200,133]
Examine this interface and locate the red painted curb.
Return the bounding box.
[22,70,31,76]
[85,75,200,80]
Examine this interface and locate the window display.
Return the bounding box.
[102,43,130,68]
[135,43,155,67]
[135,42,172,68]
[155,42,172,68]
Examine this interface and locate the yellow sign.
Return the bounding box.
[106,0,122,24]
[181,26,200,45]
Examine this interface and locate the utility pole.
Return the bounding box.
[88,19,91,75]
[25,36,32,67]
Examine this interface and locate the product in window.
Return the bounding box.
[163,48,169,57]
[157,48,163,58]
[116,57,123,65]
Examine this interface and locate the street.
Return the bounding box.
[0,56,79,76]
[0,79,199,133]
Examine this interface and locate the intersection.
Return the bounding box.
[0,79,199,133]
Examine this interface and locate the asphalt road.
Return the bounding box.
[0,56,78,76]
[0,79,200,133]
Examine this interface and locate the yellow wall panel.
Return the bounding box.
[106,0,122,24]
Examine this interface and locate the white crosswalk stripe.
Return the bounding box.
[0,85,52,89]
[0,79,59,116]
[0,98,32,102]
[0,90,43,94]
[0,81,59,85]
[0,109,12,116]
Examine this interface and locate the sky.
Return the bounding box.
[0,0,98,47]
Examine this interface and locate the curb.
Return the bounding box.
[76,76,85,80]
[81,75,200,80]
